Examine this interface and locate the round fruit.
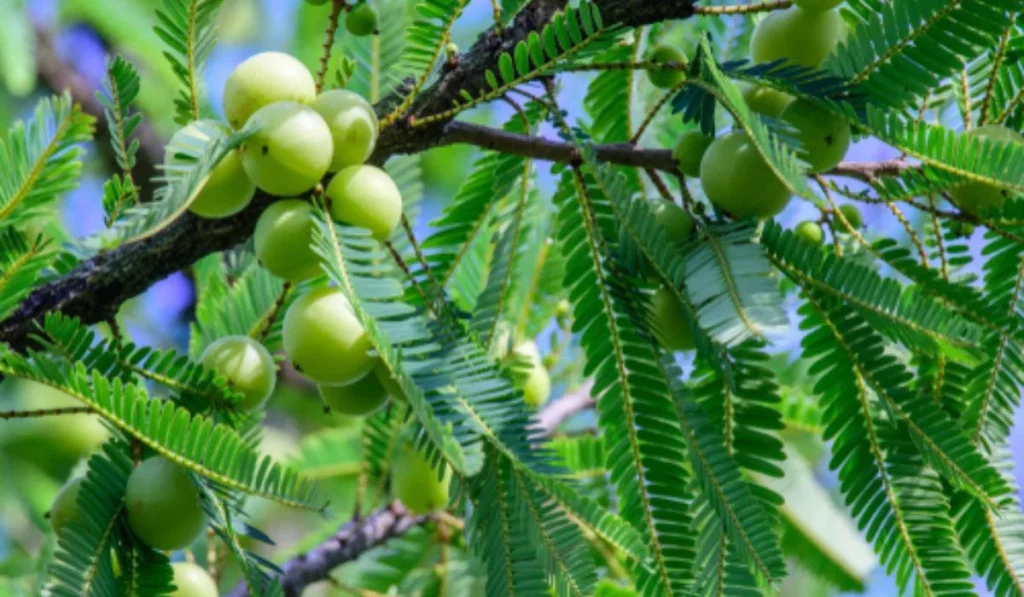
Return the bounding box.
[50,477,83,536]
[674,130,714,178]
[742,84,793,118]
[650,286,695,351]
[392,442,450,514]
[326,165,403,241]
[254,199,322,282]
[750,7,844,68]
[223,51,316,128]
[795,220,825,244]
[651,200,694,242]
[319,371,389,417]
[125,457,207,551]
[647,45,686,89]
[313,89,379,171]
[170,562,218,597]
[346,3,379,36]
[283,287,374,385]
[838,204,863,229]
[700,132,791,219]
[166,123,256,219]
[780,98,851,173]
[511,341,551,409]
[374,360,406,402]
[200,335,276,411]
[241,102,334,196]
[949,125,1024,215]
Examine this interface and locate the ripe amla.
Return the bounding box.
[750,6,844,68]
[392,441,450,514]
[673,130,714,178]
[511,341,551,409]
[125,457,207,551]
[242,102,334,196]
[313,89,379,171]
[283,286,374,385]
[700,131,791,219]
[742,83,793,118]
[319,368,390,416]
[254,199,323,282]
[780,98,851,173]
[326,165,403,241]
[647,45,686,89]
[223,51,316,128]
[949,125,1024,215]
[170,562,218,597]
[49,477,83,536]
[166,122,256,219]
[200,335,277,411]
[346,2,379,36]
[795,220,825,245]
[651,286,696,351]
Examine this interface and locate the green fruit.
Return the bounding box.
[283,287,374,385]
[750,7,844,68]
[794,0,843,11]
[254,199,322,282]
[650,286,695,351]
[651,200,694,242]
[170,562,218,597]
[700,132,791,219]
[50,477,83,536]
[346,3,379,36]
[780,98,851,173]
[647,45,686,89]
[795,221,825,244]
[373,360,406,402]
[125,457,207,551]
[512,341,551,409]
[318,371,389,417]
[241,102,334,196]
[199,335,276,411]
[742,84,794,118]
[838,204,863,229]
[392,442,450,514]
[166,122,256,219]
[949,125,1024,215]
[313,89,379,171]
[673,130,714,178]
[223,51,316,128]
[326,165,403,241]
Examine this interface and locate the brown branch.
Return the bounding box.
[535,380,595,437]
[225,502,425,597]
[33,26,164,200]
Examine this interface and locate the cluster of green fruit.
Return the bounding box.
[168,46,411,420]
[656,1,852,222]
[50,457,219,596]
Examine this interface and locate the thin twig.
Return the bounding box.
[693,0,791,14]
[316,0,346,93]
[0,407,94,420]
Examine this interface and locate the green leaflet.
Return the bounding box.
[827,0,1024,109]
[0,94,94,226]
[153,0,225,125]
[0,346,326,511]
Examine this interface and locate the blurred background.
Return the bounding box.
[0,0,1014,595]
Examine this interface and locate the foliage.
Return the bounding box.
[4,1,1024,597]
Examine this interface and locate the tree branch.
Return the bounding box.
[225,502,424,597]
[0,0,699,350]
[535,380,596,437]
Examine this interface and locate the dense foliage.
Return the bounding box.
[2,0,1024,596]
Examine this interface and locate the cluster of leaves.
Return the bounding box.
[3,0,1024,596]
